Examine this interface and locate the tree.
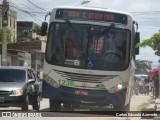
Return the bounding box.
[7,29,12,43]
[135,59,152,74]
[136,31,160,62]
[0,29,12,43]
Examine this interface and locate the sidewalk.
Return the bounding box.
[140,93,160,120]
[147,95,156,110]
[145,92,160,111]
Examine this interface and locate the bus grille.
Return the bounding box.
[55,70,117,83]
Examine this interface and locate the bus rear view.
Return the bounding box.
[41,6,140,111]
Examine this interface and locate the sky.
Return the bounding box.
[3,0,160,68]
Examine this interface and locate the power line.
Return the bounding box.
[139,25,160,29]
[26,0,48,12]
[8,0,160,28]
[9,0,49,21]
[131,11,160,14]
[9,1,47,14]
[10,5,44,25]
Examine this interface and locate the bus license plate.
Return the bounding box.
[75,90,88,96]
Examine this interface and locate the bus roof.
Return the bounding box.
[52,6,133,18]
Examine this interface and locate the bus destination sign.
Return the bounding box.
[56,9,127,25]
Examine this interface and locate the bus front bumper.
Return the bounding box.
[42,80,127,107]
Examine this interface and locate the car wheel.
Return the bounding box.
[49,99,61,111]
[21,95,29,111]
[32,95,40,110]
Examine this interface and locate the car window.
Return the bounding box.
[0,69,26,82]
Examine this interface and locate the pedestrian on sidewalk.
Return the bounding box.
[144,76,150,95]
[152,71,159,98]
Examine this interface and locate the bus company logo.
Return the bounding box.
[1,112,42,117]
[2,112,11,117]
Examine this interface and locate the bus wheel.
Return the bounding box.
[49,99,61,111]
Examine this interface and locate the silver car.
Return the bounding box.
[0,66,42,111]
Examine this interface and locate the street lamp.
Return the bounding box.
[81,0,91,5]
[76,0,91,6]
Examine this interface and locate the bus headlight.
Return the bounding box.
[108,82,128,93]
[45,75,60,88]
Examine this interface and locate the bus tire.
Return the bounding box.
[49,99,61,111]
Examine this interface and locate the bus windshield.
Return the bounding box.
[46,22,130,71]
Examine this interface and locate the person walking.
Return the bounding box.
[152,71,159,98]
[144,76,150,95]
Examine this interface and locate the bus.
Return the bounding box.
[41,6,140,111]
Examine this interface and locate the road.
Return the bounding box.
[0,93,154,120]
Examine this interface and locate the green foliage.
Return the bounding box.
[17,38,31,42]
[7,29,12,43]
[135,59,152,74]
[137,32,160,47]
[136,32,160,62]
[0,29,12,43]
[32,26,40,34]
[138,102,149,111]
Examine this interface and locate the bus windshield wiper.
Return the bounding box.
[96,23,115,39]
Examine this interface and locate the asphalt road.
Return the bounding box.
[0,93,153,119]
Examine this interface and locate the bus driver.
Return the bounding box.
[104,31,123,63]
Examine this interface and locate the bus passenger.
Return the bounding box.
[65,32,85,60]
[90,35,104,54]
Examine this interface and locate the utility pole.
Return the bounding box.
[1,0,9,66]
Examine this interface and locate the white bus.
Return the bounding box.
[41,6,140,111]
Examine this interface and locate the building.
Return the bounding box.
[0,5,17,42]
[16,21,47,70]
[0,41,46,70]
[0,49,31,66]
[17,21,46,42]
[0,6,46,71]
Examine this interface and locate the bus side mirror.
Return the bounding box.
[40,22,48,36]
[135,32,140,55]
